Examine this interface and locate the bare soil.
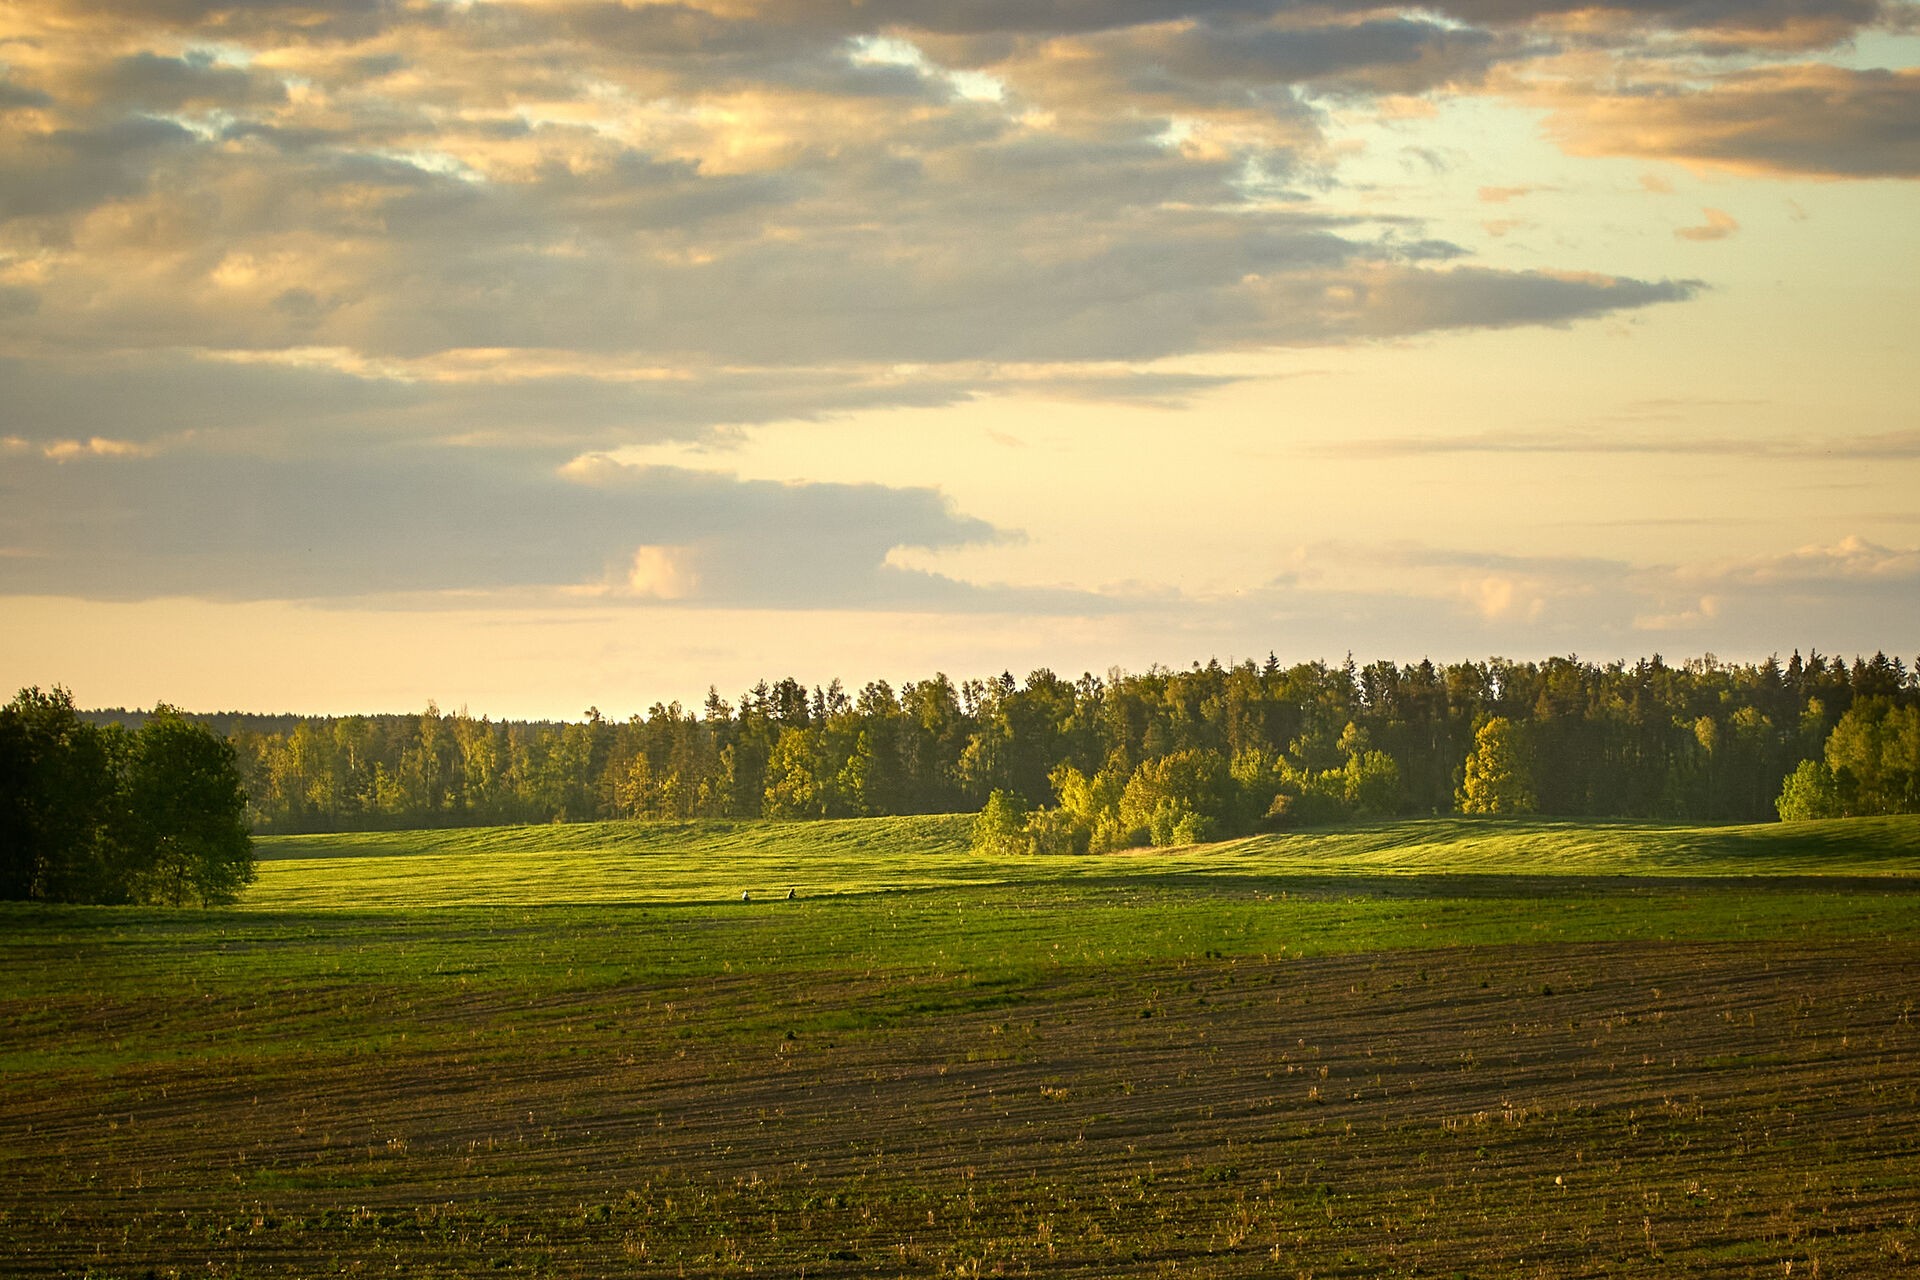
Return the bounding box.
[4,935,1918,1277]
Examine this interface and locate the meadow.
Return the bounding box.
[3,815,1919,1277]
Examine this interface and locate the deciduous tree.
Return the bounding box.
[1457,717,1536,816]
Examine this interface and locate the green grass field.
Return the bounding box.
[4,814,1919,1277]
[249,812,1920,907]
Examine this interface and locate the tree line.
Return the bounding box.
[77,650,1917,840]
[3,687,254,904]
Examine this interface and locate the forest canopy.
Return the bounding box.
[75,650,1920,845]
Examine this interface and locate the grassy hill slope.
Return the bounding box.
[246,813,1920,909]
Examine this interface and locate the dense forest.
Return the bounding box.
[81,651,1920,841]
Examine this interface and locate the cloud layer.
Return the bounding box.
[1,0,1913,607]
[0,446,1069,608]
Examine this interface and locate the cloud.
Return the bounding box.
[624,545,702,601]
[0,114,198,221]
[1705,535,1920,587]
[0,79,53,112]
[1675,207,1739,240]
[1060,15,1514,101]
[1,77,1690,373]
[1218,533,1920,656]
[0,350,1248,458]
[1538,65,1920,178]
[0,447,1049,609]
[1339,427,1920,460]
[3,434,157,460]
[1628,536,1920,644]
[1632,594,1721,631]
[1431,0,1892,48]
[1271,266,1698,340]
[2,0,1896,615]
[78,51,289,113]
[18,0,397,42]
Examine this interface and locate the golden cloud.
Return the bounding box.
[1535,64,1920,178]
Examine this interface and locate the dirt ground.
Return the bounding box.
[4,932,1919,1278]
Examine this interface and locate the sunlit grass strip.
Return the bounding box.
[243,814,1920,910]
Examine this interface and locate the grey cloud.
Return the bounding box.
[5,215,1691,388]
[4,0,1895,634]
[1194,548,1650,654]
[556,0,1893,55]
[4,83,1697,370]
[1371,268,1700,333]
[1328,541,1634,578]
[725,0,1286,39]
[1695,536,1920,589]
[83,51,288,112]
[1110,16,1511,98]
[1432,0,1885,34]
[0,354,993,452]
[211,163,1677,366]
[350,53,408,81]
[1646,537,1920,645]
[1212,533,1920,658]
[0,18,1704,452]
[1341,427,1920,459]
[1008,371,1244,405]
[1548,66,1920,178]
[800,0,1876,42]
[38,0,1898,74]
[54,0,386,17]
[556,5,949,98]
[632,224,1339,364]
[0,449,1017,608]
[1239,266,1699,345]
[213,122,352,154]
[511,140,802,232]
[0,114,197,222]
[142,125,799,247]
[0,347,1239,460]
[1171,18,1484,79]
[0,354,425,447]
[914,128,1257,216]
[559,2,783,56]
[0,79,52,111]
[36,0,400,41]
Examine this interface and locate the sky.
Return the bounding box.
[2,0,1918,718]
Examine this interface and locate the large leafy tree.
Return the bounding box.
[0,690,253,905]
[115,707,256,906]
[0,686,117,901]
